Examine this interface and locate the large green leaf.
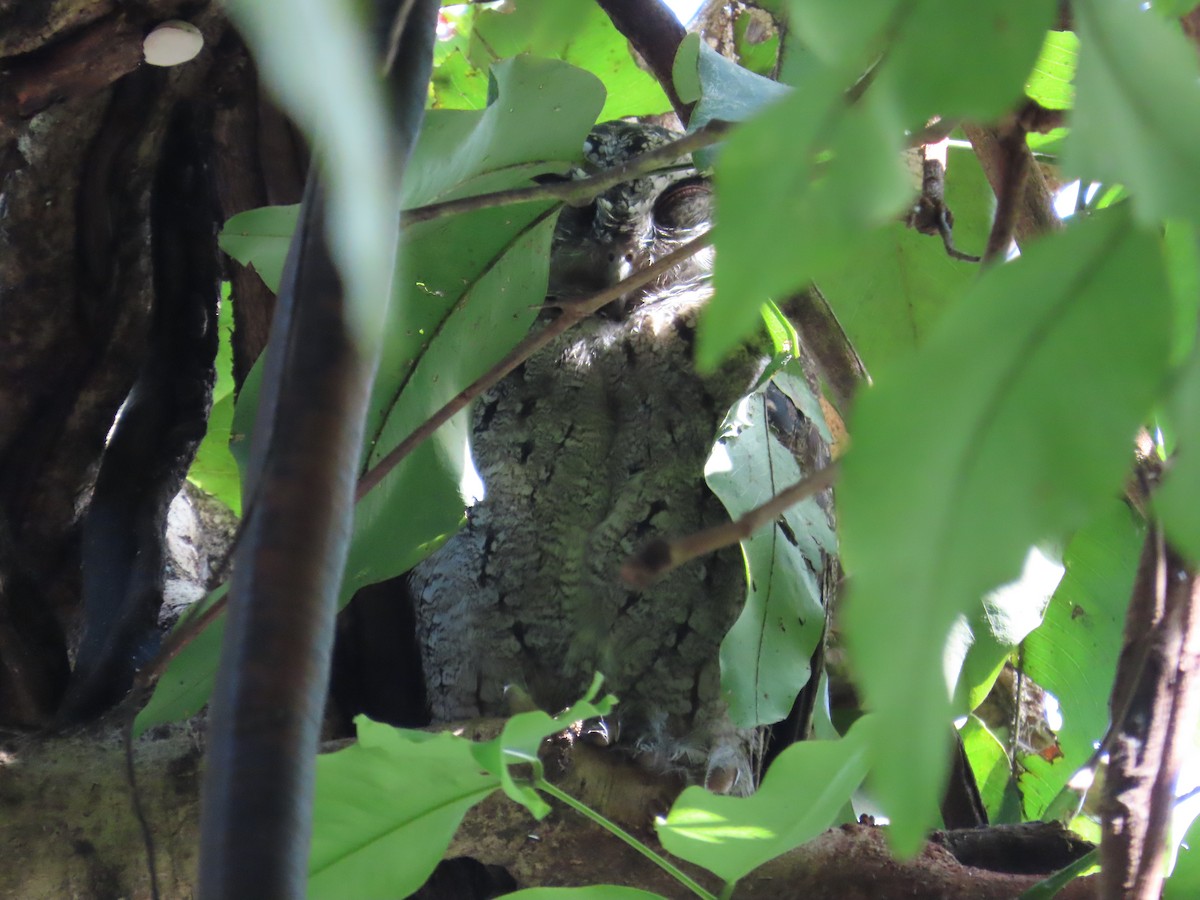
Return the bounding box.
[310,697,615,900]
[467,0,670,120]
[657,715,871,884]
[706,373,834,728]
[880,0,1053,125]
[222,0,398,352]
[308,720,500,900]
[1020,501,1142,819]
[1025,30,1078,112]
[704,78,910,369]
[960,715,1017,825]
[814,143,992,374]
[1068,0,1200,225]
[349,56,605,591]
[956,545,1062,716]
[788,0,1053,123]
[217,205,298,294]
[838,206,1172,853]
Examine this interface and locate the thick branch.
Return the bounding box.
[594,0,693,124]
[1099,528,1200,900]
[963,121,1060,250]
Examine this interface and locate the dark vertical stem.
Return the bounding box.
[196,3,440,897]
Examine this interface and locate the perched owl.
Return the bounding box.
[409,122,830,796]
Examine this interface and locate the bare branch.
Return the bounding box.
[621,461,840,589]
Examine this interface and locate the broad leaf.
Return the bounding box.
[1025,30,1078,112]
[657,715,871,883]
[349,57,605,590]
[789,0,1052,124]
[956,545,1062,715]
[471,678,614,818]
[881,0,1053,125]
[308,719,500,900]
[218,205,298,294]
[960,716,1017,825]
[839,206,1171,853]
[1020,501,1142,818]
[814,143,992,374]
[705,78,909,369]
[468,0,670,120]
[706,374,834,728]
[1068,0,1200,225]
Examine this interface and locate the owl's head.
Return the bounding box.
[548,121,714,315]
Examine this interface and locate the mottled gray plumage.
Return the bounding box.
[410,122,823,792]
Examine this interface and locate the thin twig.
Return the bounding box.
[621,461,841,589]
[400,120,733,225]
[356,231,715,500]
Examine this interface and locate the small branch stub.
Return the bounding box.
[143,21,204,67]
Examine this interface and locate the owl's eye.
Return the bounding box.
[652,178,712,232]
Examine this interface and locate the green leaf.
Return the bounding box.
[957,545,1062,714]
[657,715,871,883]
[187,286,242,513]
[217,205,299,294]
[348,57,605,592]
[1068,0,1200,225]
[469,0,670,120]
[222,0,398,352]
[1159,347,1200,561]
[839,207,1172,853]
[675,33,790,131]
[1166,809,1200,898]
[431,5,489,110]
[882,0,1054,124]
[1163,221,1200,364]
[1025,30,1078,111]
[789,0,1053,123]
[733,7,781,77]
[815,143,991,373]
[706,377,834,727]
[960,716,1016,825]
[471,679,614,818]
[1021,501,1142,819]
[704,79,909,369]
[308,718,500,900]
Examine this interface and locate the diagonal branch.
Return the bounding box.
[594,0,693,124]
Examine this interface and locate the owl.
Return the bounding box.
[408,121,830,797]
